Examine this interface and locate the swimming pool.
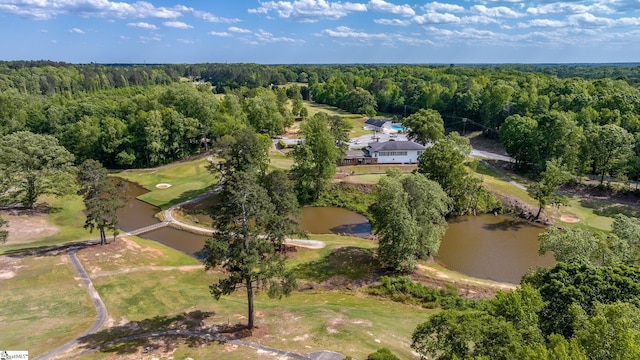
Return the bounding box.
[392,124,405,132]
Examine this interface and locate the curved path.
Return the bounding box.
[480,160,527,191]
[33,250,336,359]
[33,251,108,360]
[161,173,326,249]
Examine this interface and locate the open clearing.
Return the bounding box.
[2,212,59,244]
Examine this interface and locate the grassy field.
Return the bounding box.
[73,236,427,359]
[473,161,538,208]
[268,150,294,170]
[300,100,371,138]
[115,157,219,209]
[471,160,627,232]
[1,194,95,255]
[0,255,95,357]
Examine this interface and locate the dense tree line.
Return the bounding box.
[0,82,297,168]
[2,61,640,179]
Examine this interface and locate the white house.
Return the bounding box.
[364,118,393,133]
[367,140,425,164]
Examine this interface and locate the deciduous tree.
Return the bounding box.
[0,131,76,208]
[584,124,634,184]
[528,158,572,219]
[417,132,479,215]
[370,174,419,272]
[370,172,450,272]
[401,108,444,146]
[215,128,271,177]
[290,113,341,203]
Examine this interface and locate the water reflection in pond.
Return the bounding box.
[436,214,556,283]
[116,180,208,256]
[143,227,207,257]
[117,179,554,282]
[116,180,160,231]
[299,207,371,237]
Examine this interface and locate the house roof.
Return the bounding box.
[345,150,367,158]
[364,118,391,128]
[368,141,426,152]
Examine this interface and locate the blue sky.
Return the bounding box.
[1,0,639,64]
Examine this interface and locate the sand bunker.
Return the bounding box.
[560,213,580,223]
[155,183,172,189]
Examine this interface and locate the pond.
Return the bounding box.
[117,179,553,283]
[299,207,371,237]
[116,180,208,257]
[436,214,556,283]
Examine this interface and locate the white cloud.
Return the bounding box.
[518,19,566,28]
[163,21,193,29]
[422,1,464,13]
[0,0,190,20]
[617,17,640,26]
[193,10,241,23]
[248,0,367,22]
[177,38,194,44]
[127,22,157,30]
[461,15,500,25]
[69,27,84,34]
[228,26,252,34]
[413,12,460,24]
[527,2,614,16]
[471,5,522,18]
[568,13,613,27]
[320,25,390,39]
[368,0,414,16]
[374,18,411,26]
[208,31,232,37]
[255,29,304,43]
[139,35,162,43]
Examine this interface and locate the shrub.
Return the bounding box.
[367,348,400,360]
[367,276,485,310]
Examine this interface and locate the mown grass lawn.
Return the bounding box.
[114,157,219,209]
[1,194,95,255]
[77,236,428,359]
[471,160,629,232]
[0,255,95,357]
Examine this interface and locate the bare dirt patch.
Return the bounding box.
[0,256,24,280]
[560,213,580,223]
[1,212,59,244]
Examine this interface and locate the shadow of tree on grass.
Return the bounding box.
[77,310,220,356]
[294,246,381,284]
[579,198,640,219]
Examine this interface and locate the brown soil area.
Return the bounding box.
[0,256,23,279]
[1,211,59,244]
[560,214,580,223]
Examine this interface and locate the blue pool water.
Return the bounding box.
[392,125,405,131]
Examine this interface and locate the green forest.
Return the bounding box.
[1,61,640,184]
